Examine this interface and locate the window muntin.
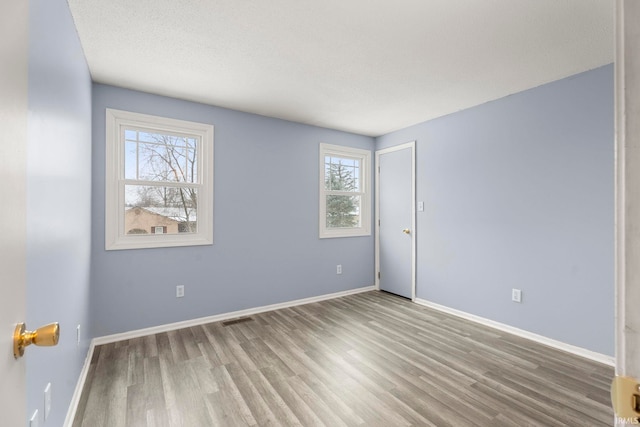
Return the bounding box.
[319,144,371,238]
[106,109,213,250]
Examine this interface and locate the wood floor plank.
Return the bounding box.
[224,361,280,425]
[125,383,146,426]
[155,332,174,365]
[260,365,326,426]
[73,290,613,426]
[484,368,611,425]
[206,389,247,427]
[127,348,144,387]
[145,408,170,427]
[159,352,214,426]
[80,343,129,427]
[246,368,304,426]
[142,357,168,422]
[187,355,219,395]
[286,375,349,427]
[296,371,367,426]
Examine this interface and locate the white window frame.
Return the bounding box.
[319,143,371,238]
[105,109,214,250]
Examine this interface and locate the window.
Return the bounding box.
[105,109,213,250]
[319,143,371,238]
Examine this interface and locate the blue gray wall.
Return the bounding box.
[376,65,614,355]
[91,85,375,337]
[26,0,92,425]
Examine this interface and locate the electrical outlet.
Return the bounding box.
[44,383,51,421]
[176,285,185,298]
[512,288,522,303]
[336,265,342,274]
[417,201,424,212]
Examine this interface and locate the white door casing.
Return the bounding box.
[0,0,29,425]
[376,142,416,300]
[615,0,640,387]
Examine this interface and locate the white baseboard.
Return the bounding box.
[414,298,614,367]
[63,342,96,427]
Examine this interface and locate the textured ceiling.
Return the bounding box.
[67,0,613,137]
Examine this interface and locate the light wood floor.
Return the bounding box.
[73,291,614,426]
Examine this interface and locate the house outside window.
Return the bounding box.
[319,143,371,238]
[105,109,213,250]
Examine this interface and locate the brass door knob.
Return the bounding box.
[13,322,60,358]
[403,228,411,234]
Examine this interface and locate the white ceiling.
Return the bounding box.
[67,0,613,137]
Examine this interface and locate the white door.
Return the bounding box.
[0,1,29,425]
[376,142,415,299]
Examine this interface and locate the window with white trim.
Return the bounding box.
[105,109,213,250]
[319,143,371,238]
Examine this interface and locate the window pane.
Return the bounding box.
[124,185,197,234]
[124,141,137,179]
[324,163,332,190]
[326,195,361,228]
[324,156,359,192]
[351,165,360,192]
[124,129,198,183]
[187,138,198,182]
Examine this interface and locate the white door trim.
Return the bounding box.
[615,0,640,384]
[375,141,416,300]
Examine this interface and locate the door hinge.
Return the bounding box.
[378,271,381,279]
[611,376,640,421]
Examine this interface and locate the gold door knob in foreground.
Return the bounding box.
[13,322,59,359]
[403,228,411,234]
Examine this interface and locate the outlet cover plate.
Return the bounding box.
[512,288,522,303]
